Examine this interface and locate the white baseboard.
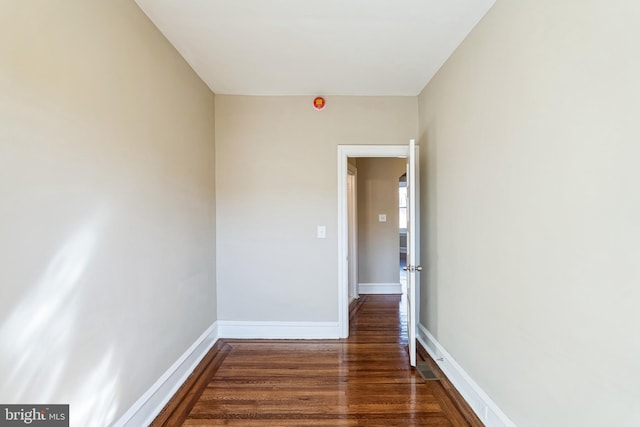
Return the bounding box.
[417,324,515,427]
[358,282,402,294]
[218,320,340,339]
[112,321,220,427]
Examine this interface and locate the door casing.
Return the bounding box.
[347,164,359,303]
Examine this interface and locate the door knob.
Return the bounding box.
[416,266,423,271]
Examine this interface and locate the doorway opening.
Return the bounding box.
[338,142,419,365]
[337,145,410,338]
[350,157,405,299]
[398,172,408,335]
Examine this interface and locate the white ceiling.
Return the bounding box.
[135,0,495,96]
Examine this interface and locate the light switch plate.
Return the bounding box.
[317,225,326,238]
[378,214,387,222]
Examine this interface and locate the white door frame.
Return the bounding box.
[337,145,410,338]
[347,164,359,302]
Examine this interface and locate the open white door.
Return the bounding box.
[405,139,421,367]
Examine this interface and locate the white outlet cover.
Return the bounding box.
[378,214,387,222]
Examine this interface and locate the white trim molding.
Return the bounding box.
[113,321,220,427]
[358,282,402,295]
[417,324,516,427]
[218,321,341,339]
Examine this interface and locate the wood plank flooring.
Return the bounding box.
[158,295,482,426]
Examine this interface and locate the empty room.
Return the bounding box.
[2,1,639,426]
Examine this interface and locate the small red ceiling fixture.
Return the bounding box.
[313,96,326,110]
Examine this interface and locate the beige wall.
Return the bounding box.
[0,1,216,425]
[356,158,406,284]
[418,1,640,425]
[215,95,417,322]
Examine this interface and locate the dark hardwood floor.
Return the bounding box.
[153,295,483,426]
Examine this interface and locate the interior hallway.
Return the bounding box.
[154,295,482,426]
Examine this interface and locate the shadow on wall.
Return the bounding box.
[420,128,438,334]
[0,210,121,426]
